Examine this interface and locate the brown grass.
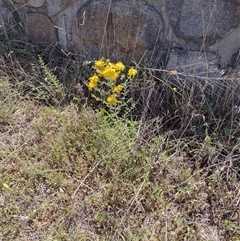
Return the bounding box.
[0,39,239,241]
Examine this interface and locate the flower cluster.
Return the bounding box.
[87,58,138,105]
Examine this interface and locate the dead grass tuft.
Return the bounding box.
[0,39,239,241]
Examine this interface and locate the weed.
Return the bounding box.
[0,38,240,241]
[86,58,138,119]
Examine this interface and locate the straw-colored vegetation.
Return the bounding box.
[0,36,240,241]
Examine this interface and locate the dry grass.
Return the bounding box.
[0,39,240,241]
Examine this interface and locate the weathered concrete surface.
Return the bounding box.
[1,0,240,70]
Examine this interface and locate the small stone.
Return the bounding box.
[0,195,5,207]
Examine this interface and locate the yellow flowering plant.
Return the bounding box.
[86,58,138,116]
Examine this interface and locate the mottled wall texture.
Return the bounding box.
[1,0,240,72]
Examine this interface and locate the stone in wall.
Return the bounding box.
[165,0,240,48]
[0,0,6,35]
[165,49,230,104]
[28,0,45,8]
[13,0,45,7]
[47,0,73,16]
[209,25,240,68]
[72,0,164,61]
[231,49,240,69]
[1,0,240,69]
[26,13,57,43]
[12,0,25,3]
[166,49,220,77]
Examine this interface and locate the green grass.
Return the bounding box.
[0,41,240,240]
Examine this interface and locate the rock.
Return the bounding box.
[26,13,57,43]
[12,0,25,3]
[166,49,220,77]
[0,195,5,207]
[165,49,240,105]
[72,0,164,61]
[13,0,45,7]
[28,0,45,7]
[165,0,240,48]
[1,0,240,70]
[209,25,240,68]
[46,0,73,16]
[0,0,5,35]
[231,49,240,69]
[165,49,221,100]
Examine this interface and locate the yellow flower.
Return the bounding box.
[87,82,96,91]
[94,59,105,70]
[91,94,97,99]
[114,61,125,72]
[3,183,9,189]
[89,73,99,84]
[172,87,177,92]
[112,84,124,93]
[101,66,119,80]
[87,74,99,91]
[107,94,119,104]
[127,67,138,77]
